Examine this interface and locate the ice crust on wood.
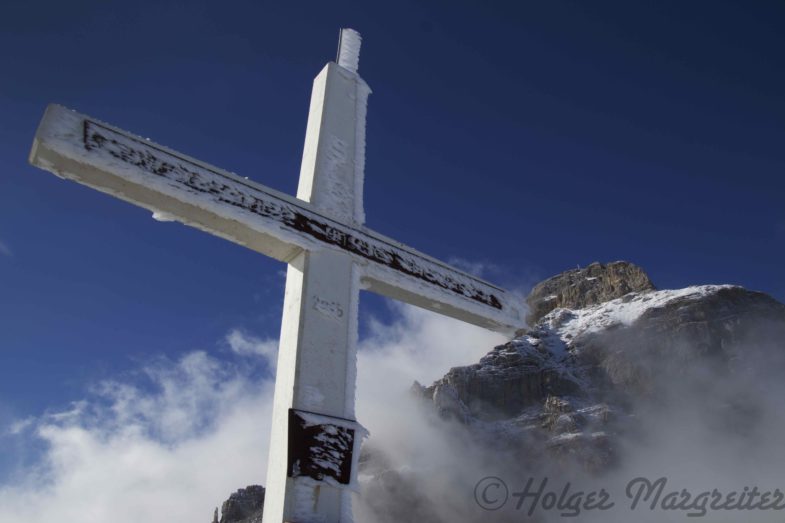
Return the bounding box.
[29,105,524,332]
[337,28,362,73]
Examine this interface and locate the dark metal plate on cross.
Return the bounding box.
[287,409,359,486]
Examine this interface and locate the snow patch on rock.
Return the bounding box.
[543,285,740,342]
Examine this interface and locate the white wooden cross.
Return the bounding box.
[28,29,524,523]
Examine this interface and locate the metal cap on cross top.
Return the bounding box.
[28,28,524,523]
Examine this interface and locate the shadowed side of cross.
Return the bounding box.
[28,29,524,523]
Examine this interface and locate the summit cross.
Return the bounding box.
[28,29,524,523]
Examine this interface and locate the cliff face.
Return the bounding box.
[525,261,655,325]
[211,486,264,523]
[426,285,785,420]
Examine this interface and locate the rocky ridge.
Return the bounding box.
[211,486,265,523]
[408,262,785,479]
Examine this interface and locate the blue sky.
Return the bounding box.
[1,0,784,506]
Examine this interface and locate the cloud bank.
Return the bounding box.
[0,304,504,522]
[0,350,274,522]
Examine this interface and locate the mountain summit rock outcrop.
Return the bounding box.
[525,261,655,325]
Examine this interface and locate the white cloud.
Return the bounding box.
[356,304,505,447]
[359,303,504,387]
[225,329,278,366]
[0,351,274,523]
[6,417,34,436]
[351,305,509,521]
[0,304,505,523]
[0,240,11,257]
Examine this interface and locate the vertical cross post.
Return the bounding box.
[262,29,370,523]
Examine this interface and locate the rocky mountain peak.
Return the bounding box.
[525,261,655,325]
[413,278,785,477]
[211,485,265,523]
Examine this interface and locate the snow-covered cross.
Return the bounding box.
[28,29,524,523]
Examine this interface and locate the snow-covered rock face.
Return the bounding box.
[416,273,785,471]
[542,284,740,343]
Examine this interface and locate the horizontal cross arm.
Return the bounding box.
[29,104,524,332]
